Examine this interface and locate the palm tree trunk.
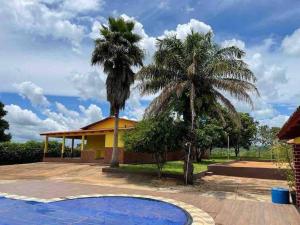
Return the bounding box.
[184,82,195,185]
[110,109,119,167]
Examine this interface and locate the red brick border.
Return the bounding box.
[207,161,286,180]
[293,145,300,207]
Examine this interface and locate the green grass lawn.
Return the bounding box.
[211,147,274,161]
[120,158,231,175]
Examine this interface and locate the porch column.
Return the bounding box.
[293,144,300,207]
[71,138,74,158]
[81,135,85,151]
[44,136,48,158]
[61,136,65,158]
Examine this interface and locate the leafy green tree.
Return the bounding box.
[137,32,257,184]
[0,102,11,142]
[123,115,185,178]
[195,117,225,162]
[256,125,280,158]
[91,17,144,167]
[223,112,258,157]
[273,142,295,193]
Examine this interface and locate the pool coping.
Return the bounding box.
[0,192,215,225]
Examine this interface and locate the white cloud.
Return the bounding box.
[1,0,86,49]
[89,20,102,39]
[162,19,212,40]
[259,114,289,128]
[125,88,146,120]
[219,36,296,127]
[2,9,299,130]
[55,102,79,118]
[14,81,50,107]
[70,70,107,101]
[158,0,170,9]
[221,38,246,50]
[120,14,157,63]
[79,104,103,124]
[43,103,103,130]
[185,6,195,13]
[61,0,104,13]
[4,104,61,141]
[282,27,300,56]
[4,103,103,141]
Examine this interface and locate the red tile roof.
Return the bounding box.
[278,106,300,140]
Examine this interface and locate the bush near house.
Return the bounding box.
[0,141,81,164]
[0,141,44,165]
[123,115,186,178]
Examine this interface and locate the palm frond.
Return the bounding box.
[144,81,188,118]
[214,90,241,127]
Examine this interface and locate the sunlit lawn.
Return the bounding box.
[120,158,231,175]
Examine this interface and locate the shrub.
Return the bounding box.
[272,142,295,191]
[123,115,185,178]
[0,141,44,165]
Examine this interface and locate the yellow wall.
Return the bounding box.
[86,135,105,149]
[294,137,300,144]
[87,118,136,130]
[104,131,124,148]
[83,118,133,156]
[86,135,105,158]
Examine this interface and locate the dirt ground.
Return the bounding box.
[0,162,288,202]
[225,161,280,168]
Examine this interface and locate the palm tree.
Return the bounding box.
[137,32,258,184]
[91,17,144,167]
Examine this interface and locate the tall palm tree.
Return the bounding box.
[137,32,258,184]
[91,17,144,167]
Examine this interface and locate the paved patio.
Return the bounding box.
[0,162,299,225]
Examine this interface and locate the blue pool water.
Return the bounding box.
[0,196,191,225]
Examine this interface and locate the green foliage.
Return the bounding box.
[120,158,231,175]
[123,115,185,177]
[91,17,144,113]
[256,125,280,147]
[221,112,258,156]
[272,142,295,190]
[137,32,257,121]
[211,147,273,160]
[45,141,80,158]
[0,141,43,165]
[238,113,258,149]
[137,32,257,183]
[91,16,145,167]
[0,102,11,142]
[195,116,225,161]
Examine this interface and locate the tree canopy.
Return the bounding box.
[0,102,11,142]
[123,115,186,177]
[137,32,258,184]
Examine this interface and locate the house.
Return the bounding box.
[278,107,300,207]
[41,116,183,164]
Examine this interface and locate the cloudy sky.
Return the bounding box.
[0,0,300,141]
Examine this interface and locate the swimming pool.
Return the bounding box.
[0,196,192,225]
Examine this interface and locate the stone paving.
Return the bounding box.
[0,162,298,225]
[0,162,289,202]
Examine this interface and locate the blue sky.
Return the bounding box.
[0,0,300,141]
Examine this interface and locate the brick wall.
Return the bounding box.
[104,148,125,163]
[294,145,300,207]
[104,148,184,164]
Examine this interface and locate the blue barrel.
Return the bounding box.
[271,187,290,204]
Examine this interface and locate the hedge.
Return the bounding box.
[0,141,82,165]
[0,141,44,165]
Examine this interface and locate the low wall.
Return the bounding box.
[104,148,184,164]
[102,167,207,180]
[45,149,184,164]
[208,162,286,180]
